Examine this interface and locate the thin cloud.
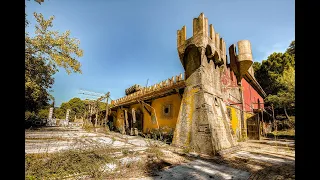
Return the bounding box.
[256,40,293,61]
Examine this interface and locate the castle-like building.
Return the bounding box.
[109,13,268,155]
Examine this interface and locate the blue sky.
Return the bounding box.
[25,0,295,107]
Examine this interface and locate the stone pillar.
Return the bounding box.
[46,107,54,126]
[65,109,71,125]
[132,108,136,124]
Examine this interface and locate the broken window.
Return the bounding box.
[162,104,172,118]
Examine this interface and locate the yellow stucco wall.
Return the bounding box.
[227,106,239,134]
[115,108,124,132]
[113,94,182,134]
[143,94,181,134]
[226,106,256,139]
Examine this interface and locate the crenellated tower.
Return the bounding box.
[173,13,253,155]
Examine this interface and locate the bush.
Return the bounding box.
[38,109,49,120]
[25,111,36,121]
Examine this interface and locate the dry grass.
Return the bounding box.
[25,140,170,180]
[25,127,185,179]
[146,145,164,159]
[268,129,295,139]
[272,129,295,136]
[25,146,117,180]
[83,123,95,132]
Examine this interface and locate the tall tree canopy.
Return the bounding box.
[53,98,106,121]
[58,98,86,120]
[253,40,295,117]
[266,65,295,118]
[286,40,295,57]
[25,3,83,113]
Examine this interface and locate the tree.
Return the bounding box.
[56,98,86,121]
[253,40,295,117]
[67,98,86,120]
[38,108,49,119]
[25,12,83,113]
[252,62,261,77]
[253,52,294,95]
[266,66,295,120]
[53,108,65,119]
[286,40,295,57]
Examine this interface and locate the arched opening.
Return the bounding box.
[212,51,222,67]
[183,45,201,79]
[205,45,213,63]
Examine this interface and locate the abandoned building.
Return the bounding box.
[109,13,270,155]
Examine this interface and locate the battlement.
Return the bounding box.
[193,13,208,37]
[177,13,227,66]
[177,26,186,48]
[111,73,185,107]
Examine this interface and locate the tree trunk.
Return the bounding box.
[284,106,291,121]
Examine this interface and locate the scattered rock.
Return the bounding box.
[101,163,117,172]
[119,157,141,166]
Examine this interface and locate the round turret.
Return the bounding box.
[237,40,253,77]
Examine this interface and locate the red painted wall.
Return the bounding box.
[241,78,264,112]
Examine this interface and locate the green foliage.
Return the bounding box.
[252,62,261,75]
[53,107,65,119]
[286,40,295,57]
[26,12,83,75]
[25,111,36,121]
[25,10,83,113]
[254,40,295,116]
[99,102,106,111]
[254,52,294,95]
[38,108,49,119]
[266,66,295,109]
[56,98,86,120]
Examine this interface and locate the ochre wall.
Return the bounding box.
[227,106,240,136]
[143,94,182,134]
[241,78,265,112]
[113,94,182,134]
[115,108,125,132]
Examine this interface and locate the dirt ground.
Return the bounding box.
[25,126,295,180]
